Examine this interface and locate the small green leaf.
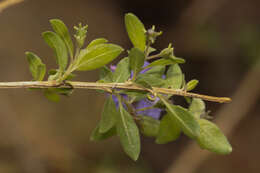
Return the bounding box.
[44,89,60,102]
[99,96,118,133]
[42,31,68,71]
[146,57,184,68]
[48,70,62,81]
[125,13,146,51]
[117,101,140,161]
[186,79,199,91]
[147,47,156,54]
[147,58,175,68]
[136,75,165,87]
[169,55,186,64]
[87,38,108,49]
[165,64,183,89]
[160,96,200,138]
[189,98,205,119]
[50,19,74,58]
[112,57,131,83]
[196,119,232,154]
[48,69,76,81]
[76,44,123,71]
[26,52,46,81]
[119,90,147,102]
[138,115,160,137]
[129,48,145,79]
[99,66,113,83]
[144,65,166,78]
[156,113,181,144]
[90,124,116,142]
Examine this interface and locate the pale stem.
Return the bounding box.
[0,81,231,103]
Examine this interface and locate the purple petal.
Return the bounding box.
[135,98,162,119]
[110,65,117,72]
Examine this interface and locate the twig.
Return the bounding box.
[0,0,24,12]
[0,81,231,103]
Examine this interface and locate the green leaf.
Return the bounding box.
[129,48,145,79]
[125,13,146,51]
[48,69,75,80]
[98,66,113,83]
[44,89,60,102]
[160,96,200,138]
[112,57,131,83]
[76,44,123,71]
[117,101,140,161]
[169,55,186,64]
[48,69,62,81]
[99,96,118,133]
[136,66,166,88]
[119,90,147,102]
[138,115,160,137]
[186,79,199,91]
[136,75,165,87]
[147,47,156,54]
[90,124,116,141]
[143,65,165,78]
[42,31,68,71]
[26,52,46,81]
[165,64,183,89]
[87,38,108,49]
[50,19,74,58]
[147,58,174,68]
[196,119,232,154]
[156,113,181,144]
[189,98,205,119]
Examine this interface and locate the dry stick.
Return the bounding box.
[0,81,231,103]
[165,65,260,173]
[0,0,24,12]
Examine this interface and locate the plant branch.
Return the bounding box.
[0,81,231,103]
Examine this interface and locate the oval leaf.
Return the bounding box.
[165,64,183,89]
[186,79,199,91]
[138,115,160,138]
[156,113,181,144]
[50,19,74,58]
[129,48,145,79]
[99,96,118,133]
[125,13,146,51]
[196,119,232,154]
[26,52,46,81]
[117,102,141,161]
[160,96,200,139]
[42,31,68,71]
[87,38,108,49]
[112,57,131,83]
[76,44,123,71]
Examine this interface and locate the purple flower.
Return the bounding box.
[110,61,163,119]
[134,97,162,119]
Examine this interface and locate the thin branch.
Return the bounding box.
[0,81,231,103]
[0,0,24,12]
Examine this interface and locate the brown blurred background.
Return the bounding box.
[0,0,259,172]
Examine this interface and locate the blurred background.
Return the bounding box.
[0,0,259,172]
